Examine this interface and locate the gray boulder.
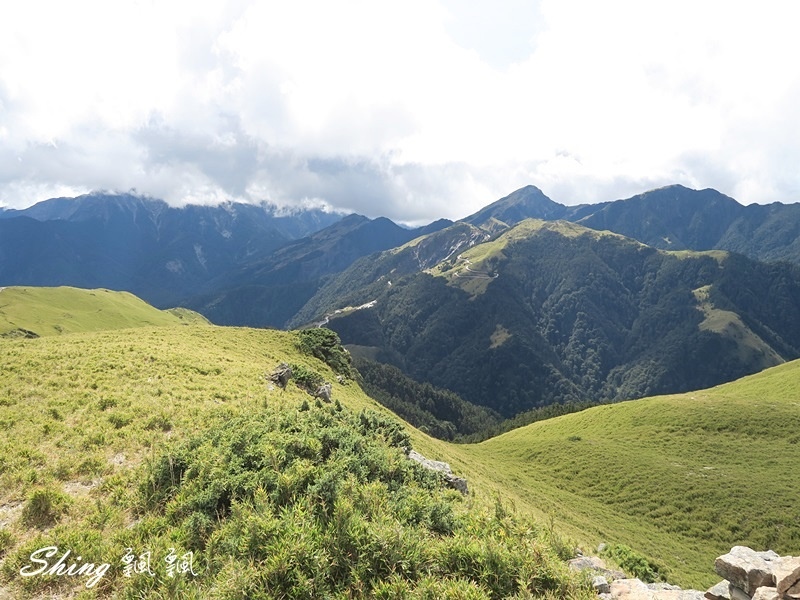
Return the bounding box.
[705,580,732,600]
[775,557,800,599]
[593,576,611,595]
[407,450,468,495]
[315,382,332,403]
[751,587,779,600]
[269,363,292,388]
[715,547,779,596]
[567,555,626,582]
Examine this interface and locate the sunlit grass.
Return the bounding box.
[450,362,800,588]
[0,286,208,337]
[1,288,799,593]
[0,324,590,598]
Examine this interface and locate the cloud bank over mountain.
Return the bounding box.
[2,0,800,223]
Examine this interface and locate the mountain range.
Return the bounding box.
[3,184,800,418]
[465,184,800,264]
[0,192,343,306]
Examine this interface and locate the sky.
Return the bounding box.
[2,0,800,224]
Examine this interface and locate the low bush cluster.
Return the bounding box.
[132,402,588,599]
[600,543,668,583]
[296,327,355,379]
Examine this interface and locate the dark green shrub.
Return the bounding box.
[296,328,354,378]
[133,402,590,599]
[600,543,668,582]
[289,363,325,393]
[144,413,172,432]
[107,412,133,429]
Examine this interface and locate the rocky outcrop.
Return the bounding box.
[269,363,292,388]
[575,546,798,600]
[568,557,703,600]
[607,578,705,600]
[709,548,800,600]
[568,555,626,582]
[315,382,333,403]
[0,328,39,339]
[407,449,468,495]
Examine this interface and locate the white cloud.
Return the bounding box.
[1,0,799,217]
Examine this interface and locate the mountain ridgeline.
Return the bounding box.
[317,220,800,416]
[466,184,800,264]
[3,184,800,420]
[0,192,344,308]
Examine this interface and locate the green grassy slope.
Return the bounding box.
[443,362,800,588]
[0,324,587,599]
[0,286,208,337]
[1,288,798,593]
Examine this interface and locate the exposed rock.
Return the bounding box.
[775,557,800,599]
[593,576,611,594]
[570,556,610,572]
[445,474,469,495]
[0,502,23,528]
[407,449,468,495]
[315,382,332,403]
[759,552,782,562]
[269,363,292,388]
[708,548,800,600]
[609,578,651,600]
[672,592,709,600]
[0,328,39,339]
[706,580,732,600]
[63,480,96,496]
[408,450,451,473]
[569,554,627,582]
[752,588,779,600]
[608,579,705,600]
[649,583,682,591]
[729,586,751,600]
[589,547,797,600]
[715,546,778,595]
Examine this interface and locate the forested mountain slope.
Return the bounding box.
[321,220,800,415]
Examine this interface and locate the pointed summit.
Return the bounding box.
[463,185,567,233]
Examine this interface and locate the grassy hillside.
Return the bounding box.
[1,289,798,594]
[444,362,800,588]
[0,323,588,599]
[0,286,208,337]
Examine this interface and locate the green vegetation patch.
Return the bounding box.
[693,285,783,369]
[465,361,800,588]
[0,286,207,337]
[0,323,589,598]
[354,358,502,441]
[296,327,355,379]
[127,403,587,598]
[600,544,668,583]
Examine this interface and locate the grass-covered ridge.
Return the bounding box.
[0,286,208,337]
[456,361,800,588]
[0,323,589,599]
[430,219,643,297]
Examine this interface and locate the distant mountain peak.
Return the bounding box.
[463,185,567,233]
[621,184,739,205]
